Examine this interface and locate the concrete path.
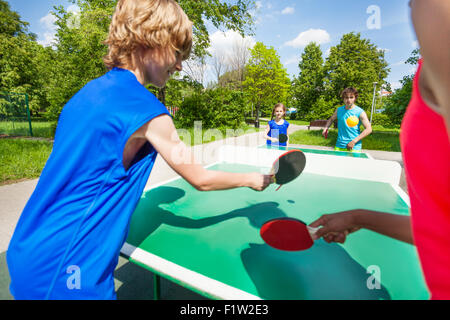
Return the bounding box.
[0,126,406,300]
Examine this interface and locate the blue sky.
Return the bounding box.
[8,0,418,90]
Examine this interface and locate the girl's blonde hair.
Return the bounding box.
[271,103,287,120]
[103,0,193,69]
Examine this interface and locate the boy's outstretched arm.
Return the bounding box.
[322,109,337,137]
[309,209,414,244]
[141,114,273,191]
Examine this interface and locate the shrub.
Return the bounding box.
[370,112,394,128]
[176,88,245,129]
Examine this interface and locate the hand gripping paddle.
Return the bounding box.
[278,133,288,144]
[260,218,319,251]
[270,150,306,191]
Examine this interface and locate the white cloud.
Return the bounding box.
[412,40,419,48]
[38,12,57,47]
[284,29,331,48]
[38,32,56,47]
[281,7,295,15]
[390,81,402,90]
[67,4,80,14]
[39,12,56,30]
[37,5,81,47]
[208,30,256,57]
[202,30,256,85]
[379,48,392,53]
[255,1,262,10]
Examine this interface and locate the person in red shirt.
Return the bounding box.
[309,0,450,299]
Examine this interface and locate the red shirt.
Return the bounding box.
[400,60,450,299]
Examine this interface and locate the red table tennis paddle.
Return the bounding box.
[278,133,288,143]
[270,150,306,191]
[260,218,318,251]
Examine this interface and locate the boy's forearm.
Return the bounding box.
[197,170,252,191]
[353,210,414,244]
[352,127,372,143]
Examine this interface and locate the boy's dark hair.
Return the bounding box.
[341,87,359,100]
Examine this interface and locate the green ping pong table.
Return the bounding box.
[120,145,428,300]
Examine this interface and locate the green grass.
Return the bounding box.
[290,128,401,152]
[0,123,261,184]
[287,119,310,125]
[0,123,401,186]
[0,121,54,138]
[259,119,312,126]
[0,138,53,184]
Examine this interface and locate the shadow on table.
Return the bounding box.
[126,186,288,248]
[124,186,390,300]
[240,241,391,300]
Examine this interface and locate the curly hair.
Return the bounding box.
[103,0,193,69]
[341,87,359,100]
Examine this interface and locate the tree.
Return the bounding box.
[178,0,255,58]
[384,48,420,125]
[182,55,207,86]
[43,0,256,116]
[211,51,228,85]
[227,37,253,89]
[162,0,256,101]
[0,0,35,38]
[0,0,49,116]
[243,42,291,125]
[291,42,324,118]
[43,0,114,120]
[218,69,243,90]
[323,32,389,116]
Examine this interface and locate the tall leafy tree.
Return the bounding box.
[0,0,35,38]
[323,32,389,115]
[243,42,291,125]
[291,42,324,118]
[384,48,420,125]
[0,0,50,115]
[44,0,114,120]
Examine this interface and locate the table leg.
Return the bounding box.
[153,274,161,300]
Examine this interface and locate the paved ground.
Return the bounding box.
[0,126,406,300]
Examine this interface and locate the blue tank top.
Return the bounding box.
[7,68,170,299]
[267,119,289,146]
[336,105,364,150]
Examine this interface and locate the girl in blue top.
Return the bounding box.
[6,0,273,300]
[322,87,372,152]
[264,103,290,147]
